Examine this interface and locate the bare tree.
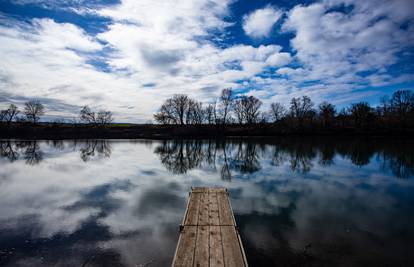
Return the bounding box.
[154,94,205,125]
[389,90,414,125]
[186,99,204,125]
[269,102,286,122]
[96,111,113,126]
[232,96,262,124]
[290,96,314,124]
[244,96,262,124]
[349,102,374,127]
[233,98,245,124]
[80,106,97,124]
[218,88,233,125]
[154,98,178,124]
[172,94,189,125]
[204,104,215,124]
[2,104,20,124]
[80,106,113,126]
[193,101,205,125]
[154,94,189,125]
[24,101,45,124]
[318,102,336,126]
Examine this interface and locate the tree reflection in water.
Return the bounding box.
[0,140,19,162]
[0,141,43,165]
[230,142,261,174]
[153,138,414,179]
[154,140,262,180]
[378,141,414,178]
[0,138,413,178]
[0,140,112,164]
[80,140,112,162]
[21,141,43,165]
[154,140,204,174]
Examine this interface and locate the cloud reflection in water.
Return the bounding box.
[0,138,413,266]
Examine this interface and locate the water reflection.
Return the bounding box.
[80,140,112,162]
[0,138,414,267]
[2,138,413,179]
[154,140,267,180]
[0,140,113,164]
[153,138,414,179]
[0,141,44,165]
[0,140,19,162]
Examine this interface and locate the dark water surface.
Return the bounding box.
[0,138,414,267]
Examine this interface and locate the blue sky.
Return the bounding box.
[0,0,413,122]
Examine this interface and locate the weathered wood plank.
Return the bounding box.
[209,192,220,226]
[208,188,227,193]
[194,225,209,267]
[174,188,247,267]
[172,226,197,267]
[192,188,226,193]
[185,192,201,225]
[209,226,224,267]
[217,192,234,226]
[221,226,245,267]
[192,187,208,193]
[198,192,210,226]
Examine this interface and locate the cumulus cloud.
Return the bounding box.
[282,0,414,84]
[242,6,283,38]
[266,52,292,67]
[0,0,413,121]
[0,0,294,121]
[0,17,146,121]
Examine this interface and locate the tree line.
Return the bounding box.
[154,89,414,129]
[2,89,413,130]
[0,102,113,126]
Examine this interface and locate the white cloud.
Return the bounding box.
[266,52,292,67]
[282,0,414,82]
[0,0,293,122]
[242,6,283,38]
[0,0,413,121]
[253,0,414,106]
[276,67,305,76]
[0,18,150,121]
[33,18,102,52]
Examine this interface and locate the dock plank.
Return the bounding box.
[185,192,200,225]
[172,188,247,267]
[221,226,245,267]
[209,226,224,267]
[173,226,197,267]
[198,192,210,226]
[217,192,234,226]
[194,226,209,267]
[209,192,220,226]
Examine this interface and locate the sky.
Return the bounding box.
[0,0,413,122]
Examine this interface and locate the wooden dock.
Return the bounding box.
[172,187,248,267]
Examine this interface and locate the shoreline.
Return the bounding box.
[1,123,414,140]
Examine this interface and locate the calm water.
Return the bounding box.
[0,138,414,267]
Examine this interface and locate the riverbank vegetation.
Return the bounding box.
[154,89,414,130]
[1,89,413,138]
